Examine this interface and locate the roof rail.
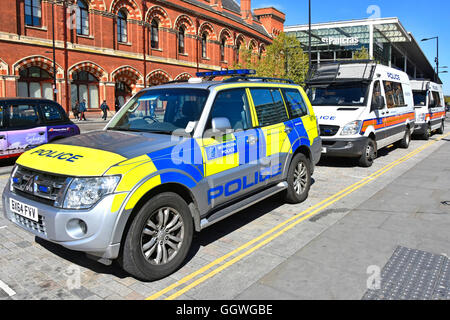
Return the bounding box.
[306,60,377,85]
[223,76,295,84]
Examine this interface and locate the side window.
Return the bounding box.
[383,81,406,109]
[250,88,289,127]
[431,92,442,108]
[8,105,40,128]
[41,104,66,122]
[208,88,252,131]
[282,88,308,118]
[0,106,4,128]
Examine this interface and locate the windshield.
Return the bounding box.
[308,83,369,107]
[107,88,209,134]
[413,91,427,107]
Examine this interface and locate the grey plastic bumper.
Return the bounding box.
[321,137,368,158]
[413,122,428,135]
[2,184,128,259]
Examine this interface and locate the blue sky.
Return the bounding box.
[250,0,450,94]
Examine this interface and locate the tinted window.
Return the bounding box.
[250,88,289,127]
[41,104,66,122]
[308,83,369,107]
[383,81,406,109]
[208,89,252,131]
[413,91,427,106]
[431,91,442,108]
[7,105,40,128]
[0,105,4,128]
[282,88,308,118]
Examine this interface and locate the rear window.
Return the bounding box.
[250,88,289,127]
[7,104,40,128]
[413,91,427,107]
[41,104,66,122]
[282,88,308,118]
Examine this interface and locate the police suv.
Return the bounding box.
[410,79,446,140]
[3,70,322,280]
[307,61,415,167]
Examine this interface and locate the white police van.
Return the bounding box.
[410,80,446,140]
[306,61,415,167]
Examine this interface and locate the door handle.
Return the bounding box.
[284,127,293,134]
[38,132,45,136]
[247,135,258,146]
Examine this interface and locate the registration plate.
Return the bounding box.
[10,198,39,222]
[322,147,327,154]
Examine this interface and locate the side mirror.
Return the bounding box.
[372,95,385,110]
[211,117,232,134]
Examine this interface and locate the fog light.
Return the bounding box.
[66,219,88,239]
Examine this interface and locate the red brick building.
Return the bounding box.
[0,0,285,114]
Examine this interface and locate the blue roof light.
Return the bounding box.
[196,69,256,78]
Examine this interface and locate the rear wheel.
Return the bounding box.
[358,138,377,168]
[396,128,411,149]
[284,153,312,204]
[422,123,431,140]
[437,120,445,134]
[121,192,193,281]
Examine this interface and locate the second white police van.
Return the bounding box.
[411,79,446,140]
[306,61,415,167]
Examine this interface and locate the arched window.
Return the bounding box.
[117,10,128,43]
[236,43,241,63]
[25,0,41,27]
[151,20,159,49]
[76,0,89,36]
[220,38,226,62]
[70,71,99,109]
[178,26,185,54]
[18,67,53,99]
[201,33,208,58]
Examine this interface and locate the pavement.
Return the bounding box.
[0,118,449,300]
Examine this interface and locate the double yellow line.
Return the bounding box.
[147,133,450,300]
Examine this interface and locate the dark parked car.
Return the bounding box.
[0,98,80,160]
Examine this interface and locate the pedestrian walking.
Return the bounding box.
[72,101,80,120]
[100,100,110,120]
[79,99,87,121]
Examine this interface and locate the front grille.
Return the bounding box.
[11,166,70,206]
[13,213,47,236]
[320,125,340,137]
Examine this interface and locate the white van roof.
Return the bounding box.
[410,79,442,92]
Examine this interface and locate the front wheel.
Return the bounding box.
[396,128,411,149]
[437,120,445,134]
[121,192,194,281]
[422,123,431,140]
[284,153,312,204]
[358,138,377,167]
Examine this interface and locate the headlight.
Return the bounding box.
[341,121,362,136]
[62,176,120,210]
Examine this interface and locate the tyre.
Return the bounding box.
[396,128,411,149]
[121,192,194,281]
[437,120,445,135]
[358,138,377,168]
[422,123,431,140]
[284,153,312,204]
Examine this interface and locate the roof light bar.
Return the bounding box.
[195,69,256,78]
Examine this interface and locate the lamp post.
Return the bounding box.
[308,0,312,72]
[51,2,57,101]
[421,36,439,82]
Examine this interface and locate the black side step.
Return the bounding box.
[200,182,288,230]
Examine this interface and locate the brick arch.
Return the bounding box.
[272,28,281,37]
[86,0,107,11]
[0,58,9,76]
[198,22,217,41]
[111,66,144,92]
[13,56,64,79]
[248,39,258,52]
[174,15,196,34]
[147,69,171,86]
[259,43,267,56]
[174,72,192,81]
[219,28,233,46]
[110,0,142,20]
[68,61,107,82]
[145,6,171,28]
[235,33,246,47]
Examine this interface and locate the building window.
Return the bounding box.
[76,0,89,36]
[220,38,226,62]
[178,26,185,54]
[18,67,53,99]
[25,0,41,27]
[201,33,208,58]
[236,43,241,63]
[117,10,128,43]
[71,71,99,109]
[151,20,159,49]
